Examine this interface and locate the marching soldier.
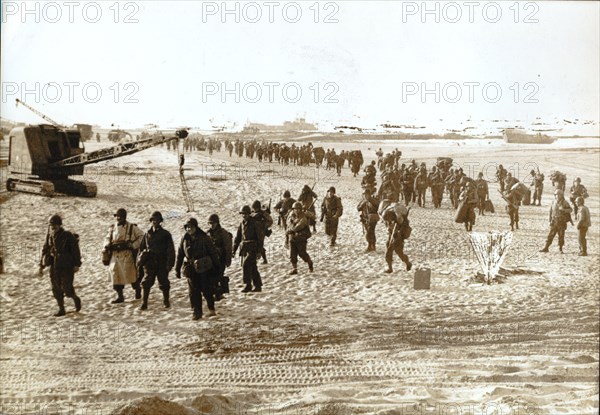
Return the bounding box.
[233,205,263,292]
[103,208,144,304]
[298,185,318,233]
[575,197,591,257]
[357,189,380,252]
[251,200,273,264]
[175,218,221,320]
[362,161,378,195]
[274,190,296,231]
[474,172,489,215]
[540,189,572,254]
[503,186,521,231]
[39,215,82,317]
[496,164,507,192]
[445,169,461,209]
[138,211,176,310]
[207,214,233,300]
[530,168,545,206]
[402,168,415,205]
[321,187,344,247]
[428,166,444,208]
[378,169,400,203]
[414,168,428,207]
[569,177,588,216]
[459,177,478,232]
[286,202,314,275]
[381,203,412,273]
[550,171,567,192]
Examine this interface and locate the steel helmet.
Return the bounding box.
[48,214,62,226]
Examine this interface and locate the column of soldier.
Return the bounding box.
[37,183,346,320]
[168,135,371,175]
[358,153,591,276]
[38,145,591,319]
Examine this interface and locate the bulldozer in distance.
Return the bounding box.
[5,99,188,197]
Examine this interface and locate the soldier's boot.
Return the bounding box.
[73,294,82,312]
[54,297,66,317]
[385,262,393,273]
[405,260,413,272]
[559,246,564,254]
[133,282,142,300]
[140,288,150,310]
[515,222,519,230]
[193,307,202,320]
[289,267,298,275]
[242,284,252,293]
[539,242,550,253]
[163,289,171,308]
[511,223,514,231]
[308,260,314,273]
[111,286,125,304]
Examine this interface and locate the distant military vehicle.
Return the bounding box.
[108,129,133,142]
[503,129,556,144]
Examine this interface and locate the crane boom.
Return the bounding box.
[15,99,65,128]
[50,131,188,168]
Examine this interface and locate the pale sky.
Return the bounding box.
[1,1,599,130]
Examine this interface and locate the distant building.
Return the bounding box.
[245,118,317,132]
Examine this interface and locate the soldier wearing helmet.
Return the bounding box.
[475,172,489,215]
[298,185,318,233]
[138,211,176,310]
[381,202,412,273]
[357,188,380,252]
[496,164,507,193]
[274,190,296,232]
[529,168,545,206]
[251,200,274,264]
[458,177,478,232]
[39,214,82,317]
[175,217,220,320]
[286,201,314,275]
[575,196,591,256]
[540,189,573,253]
[233,205,263,292]
[569,177,588,216]
[103,208,145,304]
[321,187,344,247]
[428,165,444,208]
[207,214,233,300]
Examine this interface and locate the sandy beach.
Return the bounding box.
[0,137,598,415]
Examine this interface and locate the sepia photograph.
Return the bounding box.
[1,1,598,414]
